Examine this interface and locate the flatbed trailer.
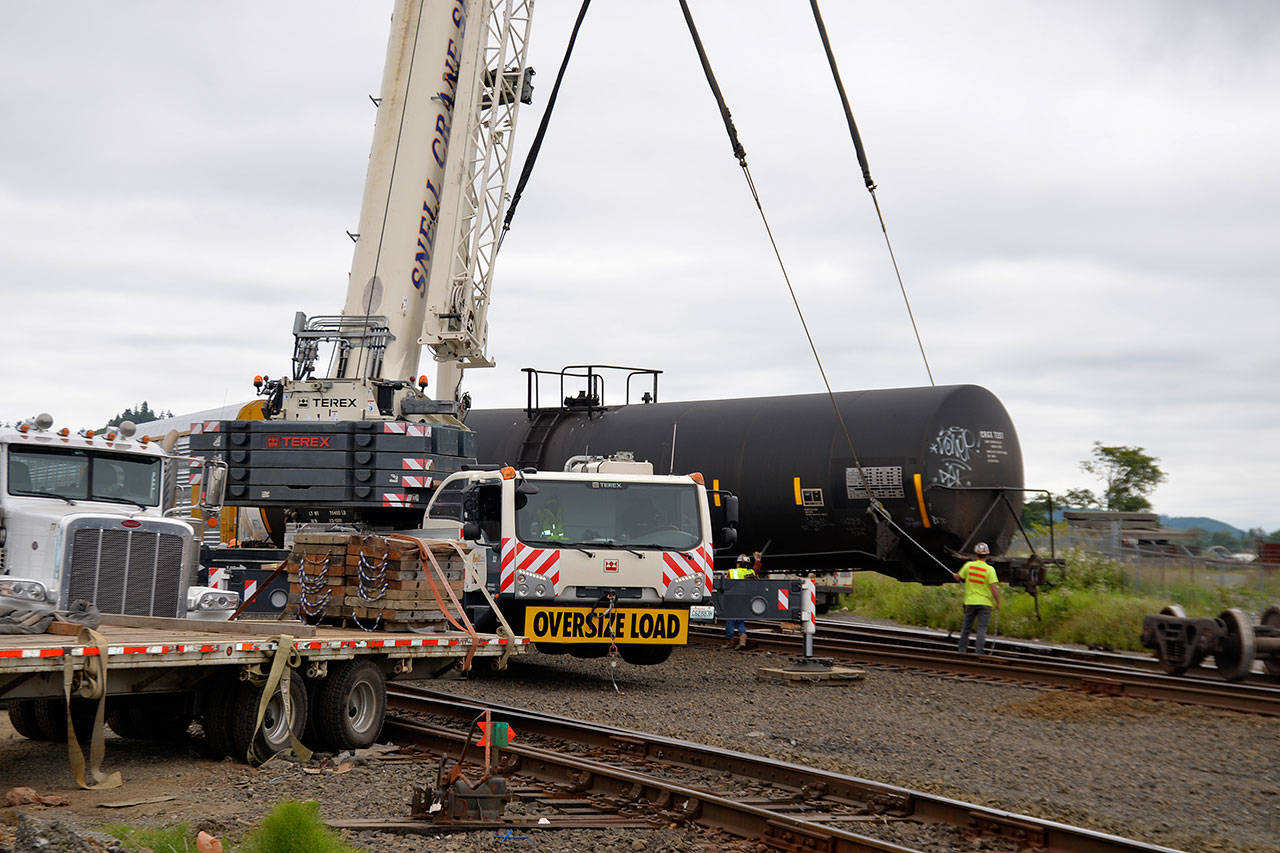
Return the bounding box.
[0,615,526,770]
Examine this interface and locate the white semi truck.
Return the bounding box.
[424,454,736,666]
[1,414,237,620]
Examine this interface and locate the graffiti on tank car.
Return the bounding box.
[930,425,980,487]
[929,426,979,462]
[934,461,971,488]
[411,2,466,295]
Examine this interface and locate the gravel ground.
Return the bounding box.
[2,634,1278,852]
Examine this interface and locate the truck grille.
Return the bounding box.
[67,527,184,617]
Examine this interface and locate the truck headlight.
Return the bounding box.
[193,590,240,611]
[0,578,49,603]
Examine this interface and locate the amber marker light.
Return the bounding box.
[500,466,517,480]
[689,472,705,485]
[57,428,69,436]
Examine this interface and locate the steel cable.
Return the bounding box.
[677,0,953,578]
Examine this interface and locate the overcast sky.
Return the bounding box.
[2,2,1278,531]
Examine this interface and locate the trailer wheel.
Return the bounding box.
[199,674,239,759]
[1214,608,1255,682]
[30,698,96,743]
[1260,605,1280,679]
[301,677,324,747]
[230,672,308,760]
[106,707,146,740]
[619,645,673,666]
[315,660,385,751]
[8,700,46,740]
[32,698,67,741]
[108,695,194,742]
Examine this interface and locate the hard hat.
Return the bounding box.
[737,554,752,566]
[974,542,989,555]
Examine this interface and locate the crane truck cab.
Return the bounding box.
[0,415,238,621]
[424,454,738,666]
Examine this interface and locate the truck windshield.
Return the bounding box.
[7,447,161,507]
[517,479,701,551]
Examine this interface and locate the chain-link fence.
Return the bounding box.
[1018,531,1279,598]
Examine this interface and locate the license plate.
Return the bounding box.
[689,605,716,621]
[524,606,689,645]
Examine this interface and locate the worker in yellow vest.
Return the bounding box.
[952,542,1001,654]
[724,554,757,649]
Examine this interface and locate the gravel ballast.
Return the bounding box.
[2,635,1277,852]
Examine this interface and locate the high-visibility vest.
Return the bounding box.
[958,559,998,606]
[728,565,755,580]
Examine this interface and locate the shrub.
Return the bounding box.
[236,800,360,853]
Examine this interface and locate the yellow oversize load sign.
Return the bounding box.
[525,606,689,645]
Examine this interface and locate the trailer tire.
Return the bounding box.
[108,695,194,742]
[230,672,308,760]
[199,674,238,760]
[30,698,96,743]
[302,677,324,747]
[106,707,146,740]
[32,698,67,741]
[315,660,385,751]
[619,645,673,666]
[8,700,46,740]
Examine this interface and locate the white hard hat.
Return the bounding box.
[974,542,990,555]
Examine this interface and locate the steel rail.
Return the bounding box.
[688,626,1280,716]
[385,685,1184,853]
[808,618,1268,684]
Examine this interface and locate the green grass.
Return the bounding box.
[102,801,360,853]
[101,822,195,853]
[839,550,1279,652]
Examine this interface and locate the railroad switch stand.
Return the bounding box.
[413,709,514,822]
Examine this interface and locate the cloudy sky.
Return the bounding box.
[2,2,1278,531]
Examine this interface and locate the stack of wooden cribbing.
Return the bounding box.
[286,532,467,631]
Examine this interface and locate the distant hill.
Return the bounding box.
[1159,516,1245,536]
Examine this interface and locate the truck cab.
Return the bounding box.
[424,455,736,665]
[0,415,235,619]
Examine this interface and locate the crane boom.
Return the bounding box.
[340,0,533,402]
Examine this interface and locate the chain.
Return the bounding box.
[297,553,332,623]
[350,534,390,632]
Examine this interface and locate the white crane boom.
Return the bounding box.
[338,0,533,403]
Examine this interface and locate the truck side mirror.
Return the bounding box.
[713,493,739,550]
[722,494,739,527]
[461,521,482,541]
[199,461,228,511]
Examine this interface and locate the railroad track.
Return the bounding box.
[687,622,1280,716]
[350,685,1183,852]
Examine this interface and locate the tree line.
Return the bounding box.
[1021,442,1277,546]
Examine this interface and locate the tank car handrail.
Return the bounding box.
[521,365,662,416]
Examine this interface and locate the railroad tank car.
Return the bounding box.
[466,383,1025,584]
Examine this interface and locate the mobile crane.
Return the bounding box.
[191,0,738,662]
